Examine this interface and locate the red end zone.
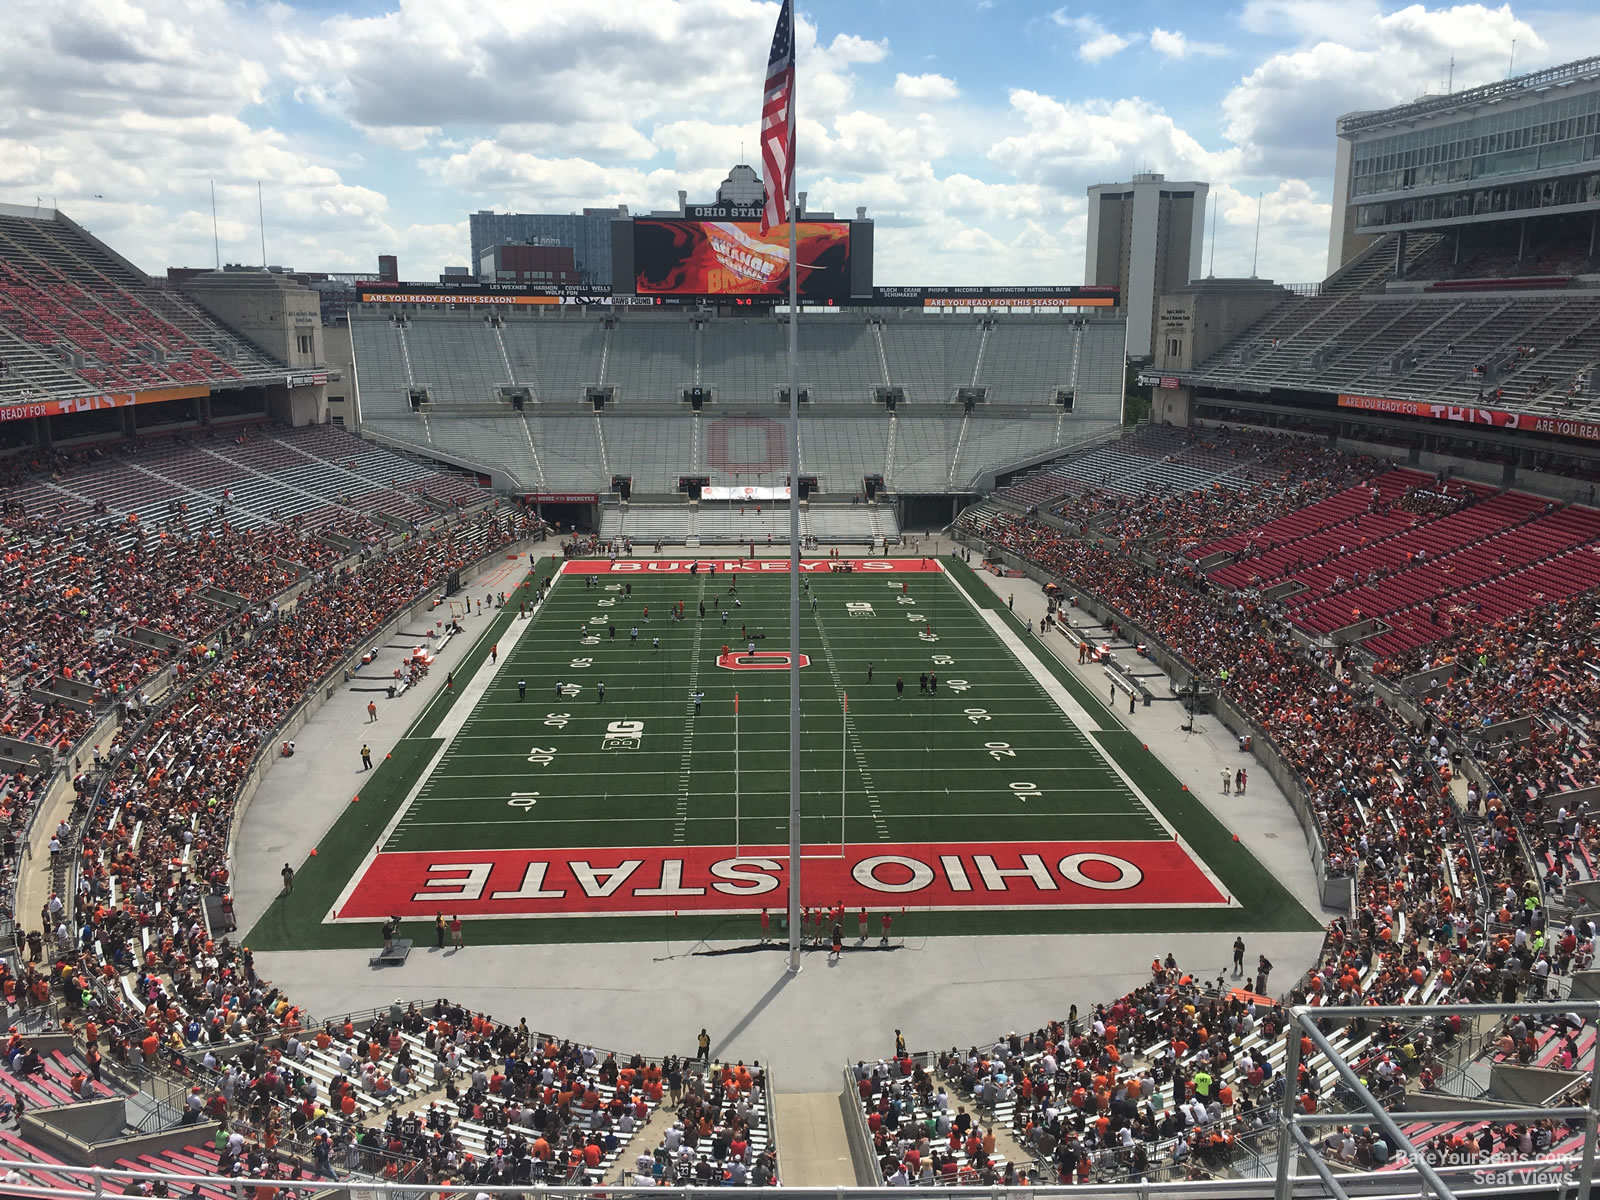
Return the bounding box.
[560,558,944,575]
[334,841,1229,920]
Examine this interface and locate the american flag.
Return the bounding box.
[759,0,795,236]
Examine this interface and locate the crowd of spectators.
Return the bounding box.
[958,500,1580,1058]
[879,953,1443,1184]
[916,940,1570,1186]
[1373,591,1599,802]
[0,496,639,1185]
[61,988,741,1187]
[45,968,775,1189]
[957,448,1600,1185]
[0,493,408,762]
[52,502,539,982]
[1048,431,1384,558]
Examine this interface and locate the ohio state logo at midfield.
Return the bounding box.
[717,650,810,670]
[334,840,1230,919]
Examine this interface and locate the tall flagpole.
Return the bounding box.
[784,4,803,974]
[735,692,741,857]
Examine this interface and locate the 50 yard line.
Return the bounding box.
[673,574,708,843]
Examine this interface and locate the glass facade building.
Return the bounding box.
[468,209,626,288]
[1351,90,1600,199]
[1327,56,1600,270]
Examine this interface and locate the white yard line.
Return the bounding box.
[948,573,1239,908]
[972,609,1104,732]
[391,809,1151,830]
[674,576,709,843]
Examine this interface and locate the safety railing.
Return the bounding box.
[0,1159,1586,1200]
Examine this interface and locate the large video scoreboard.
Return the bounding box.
[610,204,873,302]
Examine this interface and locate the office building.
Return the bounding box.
[1085,173,1209,359]
[468,208,627,287]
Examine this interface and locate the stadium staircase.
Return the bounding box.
[1189,231,1445,391]
[947,412,970,491]
[870,320,890,385]
[518,414,546,488]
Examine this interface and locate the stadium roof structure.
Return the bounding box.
[1338,54,1600,136]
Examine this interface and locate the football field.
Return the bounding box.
[248,556,1317,948]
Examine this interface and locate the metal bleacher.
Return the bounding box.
[1187,227,1600,419]
[976,323,1076,404]
[351,318,413,398]
[423,414,538,487]
[502,319,606,404]
[802,414,889,492]
[950,415,1058,488]
[880,321,982,403]
[604,414,696,491]
[888,414,965,491]
[402,317,507,404]
[800,320,886,403]
[600,502,899,547]
[353,311,1132,496]
[701,319,786,402]
[603,319,694,401]
[533,413,606,488]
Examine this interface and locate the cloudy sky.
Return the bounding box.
[2,0,1594,287]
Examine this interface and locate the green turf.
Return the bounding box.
[244,557,1319,949]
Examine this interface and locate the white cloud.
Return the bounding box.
[1049,11,1141,62]
[1238,0,1381,41]
[1079,29,1140,62]
[823,32,888,64]
[0,0,407,275]
[1204,180,1334,282]
[5,0,1584,291]
[894,72,961,102]
[1148,28,1227,59]
[990,90,1243,187]
[279,0,789,136]
[1223,4,1550,170]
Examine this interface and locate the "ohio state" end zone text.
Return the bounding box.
[560,558,944,575]
[334,841,1229,919]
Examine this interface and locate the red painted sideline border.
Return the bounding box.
[334,840,1229,920]
[560,558,945,575]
